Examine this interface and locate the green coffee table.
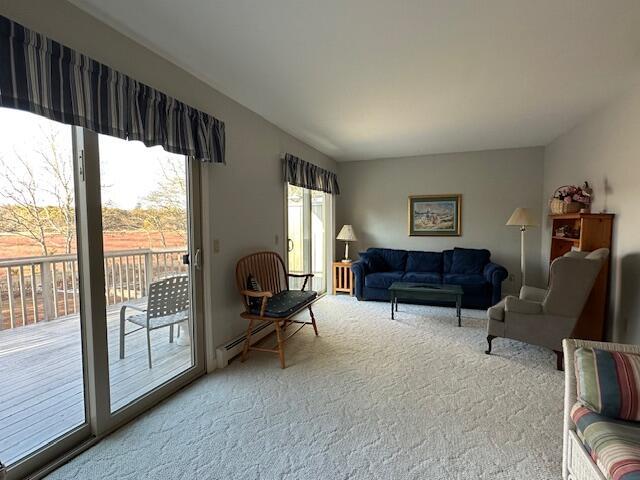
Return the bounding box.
[388,282,464,326]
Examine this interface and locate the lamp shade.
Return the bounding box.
[506,208,537,227]
[337,224,358,241]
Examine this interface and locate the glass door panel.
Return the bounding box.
[287,184,307,290]
[287,184,328,293]
[0,109,87,466]
[97,135,194,413]
[311,190,327,293]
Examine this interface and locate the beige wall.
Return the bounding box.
[542,83,640,343]
[0,1,336,370]
[336,147,545,294]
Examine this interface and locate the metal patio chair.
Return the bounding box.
[119,274,190,368]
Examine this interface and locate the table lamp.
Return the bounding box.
[336,225,358,262]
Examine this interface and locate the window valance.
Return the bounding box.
[0,15,225,163]
[283,153,340,195]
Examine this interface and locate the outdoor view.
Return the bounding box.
[0,107,192,465]
[287,184,327,293]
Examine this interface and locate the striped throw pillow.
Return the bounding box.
[575,347,640,421]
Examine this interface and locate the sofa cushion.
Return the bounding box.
[402,272,442,284]
[367,248,408,272]
[575,347,640,421]
[443,273,487,286]
[358,251,388,273]
[406,251,443,273]
[571,403,640,479]
[450,247,491,274]
[365,271,404,289]
[442,249,453,273]
[249,290,317,318]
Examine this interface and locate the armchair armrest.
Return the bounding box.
[520,285,547,303]
[504,296,543,314]
[287,273,314,291]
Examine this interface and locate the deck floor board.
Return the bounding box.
[0,302,192,465]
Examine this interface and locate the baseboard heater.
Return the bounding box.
[215,321,275,369]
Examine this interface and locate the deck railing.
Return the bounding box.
[0,247,187,330]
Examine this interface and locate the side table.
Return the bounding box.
[332,261,354,295]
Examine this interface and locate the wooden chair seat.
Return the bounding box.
[236,251,320,368]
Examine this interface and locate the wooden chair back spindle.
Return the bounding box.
[236,251,288,308]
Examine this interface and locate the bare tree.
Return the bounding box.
[0,126,75,255]
[140,158,187,247]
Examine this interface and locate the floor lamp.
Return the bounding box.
[506,208,537,287]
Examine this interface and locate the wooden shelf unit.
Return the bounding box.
[549,213,614,341]
[332,262,354,295]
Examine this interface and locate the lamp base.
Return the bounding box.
[342,258,352,263]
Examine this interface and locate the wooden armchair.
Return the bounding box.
[235,251,320,368]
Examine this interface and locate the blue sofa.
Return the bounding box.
[351,247,508,309]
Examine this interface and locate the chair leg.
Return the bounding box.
[241,319,254,363]
[485,335,496,355]
[309,305,319,336]
[274,320,286,369]
[555,350,564,371]
[119,308,126,359]
[147,328,153,369]
[169,324,174,343]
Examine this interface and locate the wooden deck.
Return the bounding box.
[0,301,192,465]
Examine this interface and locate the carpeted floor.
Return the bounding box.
[48,295,564,479]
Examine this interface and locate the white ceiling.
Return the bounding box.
[71,0,640,161]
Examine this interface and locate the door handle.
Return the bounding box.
[287,239,294,253]
[193,249,201,270]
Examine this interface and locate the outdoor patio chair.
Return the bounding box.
[119,274,190,368]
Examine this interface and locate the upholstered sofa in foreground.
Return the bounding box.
[351,247,507,309]
[563,339,640,480]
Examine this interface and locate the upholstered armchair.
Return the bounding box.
[485,248,609,369]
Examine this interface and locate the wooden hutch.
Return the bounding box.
[549,213,614,341]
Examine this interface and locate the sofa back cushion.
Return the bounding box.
[575,347,640,421]
[450,247,490,274]
[367,248,407,272]
[406,251,443,273]
[358,251,387,273]
[443,250,454,273]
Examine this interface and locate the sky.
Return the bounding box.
[0,108,186,209]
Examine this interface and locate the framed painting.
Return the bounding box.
[408,194,462,236]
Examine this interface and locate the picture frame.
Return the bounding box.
[408,194,462,236]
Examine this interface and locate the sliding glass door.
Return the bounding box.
[97,134,196,413]
[287,184,330,293]
[0,109,205,479]
[0,109,90,474]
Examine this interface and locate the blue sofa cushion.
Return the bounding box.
[406,251,443,273]
[402,272,442,284]
[443,249,453,273]
[443,273,487,286]
[249,290,317,318]
[359,251,388,273]
[450,247,490,274]
[365,271,404,289]
[367,248,408,272]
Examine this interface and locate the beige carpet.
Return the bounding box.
[48,295,564,479]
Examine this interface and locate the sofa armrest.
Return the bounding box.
[483,262,508,305]
[351,260,367,300]
[505,296,543,314]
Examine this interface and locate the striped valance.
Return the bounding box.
[283,153,340,195]
[0,15,225,163]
